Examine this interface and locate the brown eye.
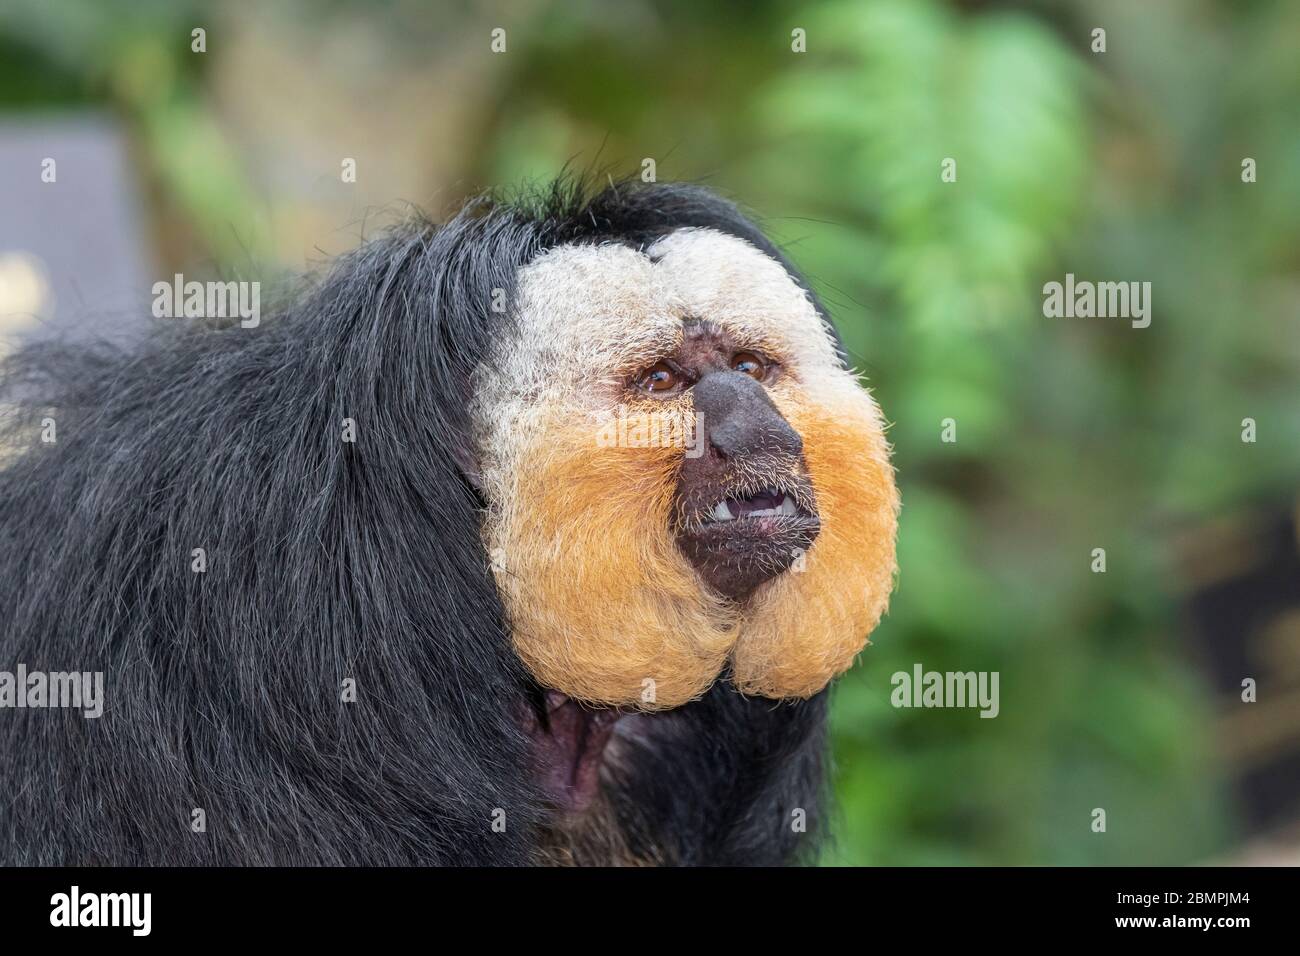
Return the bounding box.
[638,361,682,393]
[731,351,767,380]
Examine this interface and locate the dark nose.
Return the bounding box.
[691,371,803,460]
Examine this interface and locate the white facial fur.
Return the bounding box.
[473,227,853,481]
[470,226,897,706]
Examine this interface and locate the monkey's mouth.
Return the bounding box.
[524,690,629,814]
[702,487,802,522]
[676,481,820,601]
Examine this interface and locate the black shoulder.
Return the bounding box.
[0,201,549,866]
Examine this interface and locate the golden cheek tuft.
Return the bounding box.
[730,387,899,698]
[485,409,736,709]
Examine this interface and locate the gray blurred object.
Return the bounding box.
[0,112,154,349]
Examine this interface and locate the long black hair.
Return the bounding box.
[0,179,830,865]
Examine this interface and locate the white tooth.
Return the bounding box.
[778,497,798,517]
[749,507,778,518]
[711,501,734,521]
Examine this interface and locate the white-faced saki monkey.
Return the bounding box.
[0,179,898,865]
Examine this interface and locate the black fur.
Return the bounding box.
[0,179,833,865]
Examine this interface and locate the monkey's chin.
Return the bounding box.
[678,513,820,602]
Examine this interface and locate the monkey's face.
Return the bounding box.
[474,228,898,715]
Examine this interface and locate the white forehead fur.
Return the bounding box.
[643,228,839,371]
[470,228,866,510]
[474,227,842,425]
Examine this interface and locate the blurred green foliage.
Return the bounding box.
[4,0,1298,864]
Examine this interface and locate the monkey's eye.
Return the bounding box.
[731,352,767,381]
[637,361,684,394]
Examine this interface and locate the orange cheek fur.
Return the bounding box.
[486,408,737,709]
[730,392,899,698]
[485,388,898,708]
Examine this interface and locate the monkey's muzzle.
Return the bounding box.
[676,478,820,601]
[672,370,821,600]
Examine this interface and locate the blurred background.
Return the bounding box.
[1,0,1298,865]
